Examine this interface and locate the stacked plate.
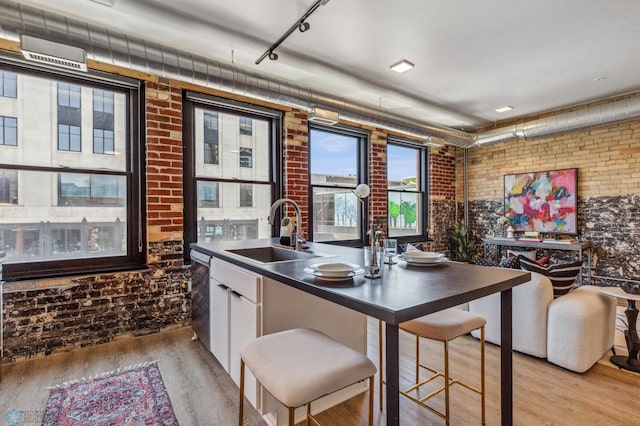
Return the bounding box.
[304,262,364,281]
[399,251,448,266]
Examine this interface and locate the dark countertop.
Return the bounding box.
[191,238,531,325]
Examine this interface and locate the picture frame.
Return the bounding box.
[504,168,578,235]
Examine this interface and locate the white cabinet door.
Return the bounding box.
[210,282,230,370]
[229,291,261,409]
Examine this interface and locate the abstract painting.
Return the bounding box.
[504,168,577,234]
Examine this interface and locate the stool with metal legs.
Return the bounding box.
[379,309,486,425]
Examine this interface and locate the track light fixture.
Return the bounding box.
[255,0,330,65]
[298,22,310,32]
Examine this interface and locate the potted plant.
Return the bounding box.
[448,222,476,262]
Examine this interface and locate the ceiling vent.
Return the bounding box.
[20,35,87,72]
[308,107,339,125]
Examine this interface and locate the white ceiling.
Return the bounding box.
[15,0,640,131]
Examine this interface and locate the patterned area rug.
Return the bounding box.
[42,362,179,425]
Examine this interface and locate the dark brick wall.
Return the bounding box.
[3,260,189,362]
[468,195,640,283]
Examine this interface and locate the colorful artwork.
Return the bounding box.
[504,168,577,234]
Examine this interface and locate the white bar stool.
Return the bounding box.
[379,309,486,425]
[239,328,377,426]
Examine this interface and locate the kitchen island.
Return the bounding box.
[192,239,530,426]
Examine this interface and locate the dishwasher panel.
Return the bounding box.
[190,250,211,351]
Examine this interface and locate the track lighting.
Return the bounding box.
[255,0,330,65]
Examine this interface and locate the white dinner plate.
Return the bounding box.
[399,253,446,264]
[401,251,445,263]
[401,256,449,266]
[304,266,365,280]
[308,263,360,277]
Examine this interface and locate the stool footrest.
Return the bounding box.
[400,367,483,419]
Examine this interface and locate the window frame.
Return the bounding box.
[0,55,145,281]
[183,92,282,263]
[1,115,17,146]
[386,138,429,244]
[0,70,17,98]
[308,124,369,247]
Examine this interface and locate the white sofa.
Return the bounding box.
[468,271,617,373]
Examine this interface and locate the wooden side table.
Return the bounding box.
[600,287,640,372]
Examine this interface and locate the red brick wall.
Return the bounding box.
[369,129,388,235]
[430,145,456,201]
[145,78,184,268]
[282,109,310,236]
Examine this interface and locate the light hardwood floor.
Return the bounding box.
[1,320,639,426]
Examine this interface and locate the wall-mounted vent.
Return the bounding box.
[308,107,339,125]
[20,35,87,72]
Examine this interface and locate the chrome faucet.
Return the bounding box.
[268,198,304,251]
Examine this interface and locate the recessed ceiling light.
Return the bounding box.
[389,59,414,73]
[495,105,514,113]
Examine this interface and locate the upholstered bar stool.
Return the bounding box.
[239,328,377,426]
[380,309,486,425]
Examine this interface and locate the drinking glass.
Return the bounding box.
[363,246,383,278]
[383,239,398,264]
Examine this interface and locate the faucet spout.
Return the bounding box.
[268,198,303,251]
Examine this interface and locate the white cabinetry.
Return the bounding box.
[205,255,368,425]
[209,258,262,410]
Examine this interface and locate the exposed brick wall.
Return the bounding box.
[146,78,184,259]
[2,268,189,362]
[429,145,457,254]
[282,109,310,236]
[369,129,387,235]
[459,119,640,282]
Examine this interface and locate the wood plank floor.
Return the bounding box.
[1,320,639,425]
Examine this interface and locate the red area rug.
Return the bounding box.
[42,362,179,425]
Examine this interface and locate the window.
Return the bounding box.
[58,124,81,152]
[0,71,17,98]
[309,126,367,243]
[239,117,252,135]
[0,61,142,280]
[1,116,17,146]
[58,82,82,152]
[239,183,253,207]
[93,89,115,154]
[203,111,219,164]
[58,83,81,108]
[93,129,115,154]
[0,169,17,205]
[184,92,280,252]
[197,181,219,208]
[58,173,126,207]
[93,89,114,113]
[239,147,253,168]
[387,141,427,240]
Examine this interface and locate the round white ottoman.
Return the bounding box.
[547,286,617,373]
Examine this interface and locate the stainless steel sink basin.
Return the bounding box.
[224,246,323,263]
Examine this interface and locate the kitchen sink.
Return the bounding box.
[224,246,325,263]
